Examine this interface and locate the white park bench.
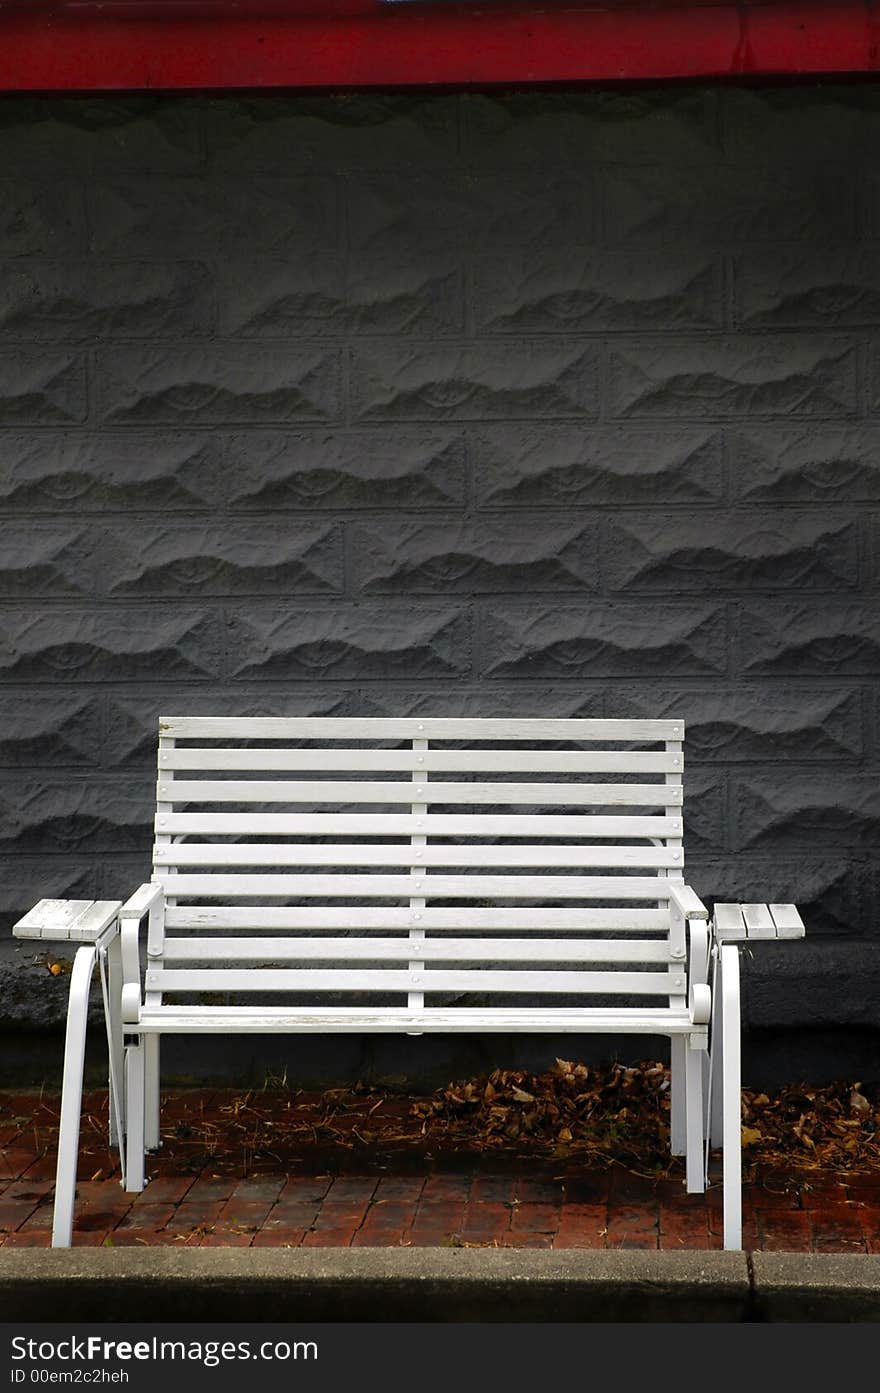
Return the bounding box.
[13,716,803,1251]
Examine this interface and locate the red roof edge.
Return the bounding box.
[0,2,877,93]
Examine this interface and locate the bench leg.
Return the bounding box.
[670,1037,686,1156]
[708,952,724,1149]
[144,1035,161,1151]
[124,1038,146,1192]
[684,1041,706,1193]
[105,935,125,1150]
[718,945,742,1250]
[52,944,98,1248]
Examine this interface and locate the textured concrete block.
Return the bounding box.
[221,256,463,337]
[609,339,857,419]
[219,254,343,337]
[225,605,472,680]
[348,171,480,252]
[480,602,727,677]
[203,94,461,170]
[99,522,344,596]
[0,352,85,424]
[728,426,880,503]
[731,776,880,851]
[743,943,880,1031]
[735,249,880,329]
[0,97,202,173]
[87,177,337,258]
[863,342,880,417]
[605,687,864,762]
[679,771,725,856]
[604,514,858,592]
[348,171,596,254]
[0,523,99,598]
[351,520,598,593]
[688,857,864,939]
[224,431,466,510]
[0,609,223,682]
[475,426,723,506]
[0,694,103,767]
[604,167,852,246]
[0,434,225,511]
[0,780,152,853]
[0,858,97,937]
[331,687,607,722]
[345,257,464,337]
[97,346,341,424]
[721,85,880,162]
[0,181,85,258]
[100,854,154,907]
[0,262,214,342]
[738,602,880,675]
[475,252,722,334]
[462,89,720,164]
[351,342,599,420]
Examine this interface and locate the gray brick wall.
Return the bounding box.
[2,87,879,1081]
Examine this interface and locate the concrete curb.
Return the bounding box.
[0,1249,748,1322]
[751,1252,880,1322]
[2,1248,877,1322]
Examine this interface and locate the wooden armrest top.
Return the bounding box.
[667,883,709,919]
[121,883,164,918]
[13,899,121,943]
[713,902,805,942]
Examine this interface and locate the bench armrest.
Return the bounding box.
[121,883,164,920]
[668,883,709,920]
[120,883,165,1025]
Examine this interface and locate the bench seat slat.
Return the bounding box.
[135,1005,695,1034]
[156,872,683,900]
[156,843,682,870]
[146,967,682,995]
[164,906,671,931]
[160,717,683,741]
[162,936,673,963]
[158,780,683,806]
[162,749,682,774]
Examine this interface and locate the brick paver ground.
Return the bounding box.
[1,1089,878,1253]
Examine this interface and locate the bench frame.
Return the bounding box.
[12,718,803,1252]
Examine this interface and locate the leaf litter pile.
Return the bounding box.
[42,1057,880,1185]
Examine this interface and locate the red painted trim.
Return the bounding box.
[0,2,877,92]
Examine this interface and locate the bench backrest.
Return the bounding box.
[146,717,689,1015]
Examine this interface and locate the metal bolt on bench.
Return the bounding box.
[13,718,806,1252]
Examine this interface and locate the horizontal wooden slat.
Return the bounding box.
[155,843,682,869]
[154,872,682,900]
[161,748,682,773]
[162,937,672,963]
[769,903,806,940]
[712,903,746,941]
[146,967,682,995]
[160,717,684,742]
[157,780,683,806]
[155,812,683,839]
[164,906,671,931]
[742,903,776,940]
[136,1005,695,1035]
